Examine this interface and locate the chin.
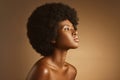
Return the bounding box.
[71,46,79,49]
[69,44,79,49]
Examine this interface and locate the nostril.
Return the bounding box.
[72,32,76,35]
[72,32,77,36]
[72,31,78,35]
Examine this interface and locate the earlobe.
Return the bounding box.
[51,40,56,44]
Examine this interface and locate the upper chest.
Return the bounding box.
[48,67,75,80]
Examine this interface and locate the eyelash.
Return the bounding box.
[63,26,76,32]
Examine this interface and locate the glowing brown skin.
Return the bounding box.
[26,20,79,80]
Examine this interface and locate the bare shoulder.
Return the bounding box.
[26,59,50,80]
[65,62,77,76]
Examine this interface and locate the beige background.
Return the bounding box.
[0,0,120,80]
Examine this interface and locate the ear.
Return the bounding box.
[51,40,56,44]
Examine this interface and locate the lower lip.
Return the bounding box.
[74,39,79,42]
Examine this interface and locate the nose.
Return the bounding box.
[72,30,78,36]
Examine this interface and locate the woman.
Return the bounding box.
[27,2,79,80]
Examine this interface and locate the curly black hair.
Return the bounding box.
[27,2,79,56]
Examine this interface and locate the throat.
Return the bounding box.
[50,48,68,69]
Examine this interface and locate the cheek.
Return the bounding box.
[55,33,77,48]
[58,33,73,43]
[63,34,73,43]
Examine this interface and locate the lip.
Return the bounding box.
[74,38,79,42]
[74,37,79,42]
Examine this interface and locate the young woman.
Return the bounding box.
[27,3,79,80]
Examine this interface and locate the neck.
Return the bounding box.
[50,48,68,68]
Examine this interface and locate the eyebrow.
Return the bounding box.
[62,24,74,29]
[63,24,73,27]
[58,24,74,30]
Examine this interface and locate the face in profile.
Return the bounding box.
[54,19,79,50]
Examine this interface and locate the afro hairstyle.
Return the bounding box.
[27,2,79,56]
